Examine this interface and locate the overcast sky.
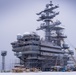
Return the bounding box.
[0,0,76,70]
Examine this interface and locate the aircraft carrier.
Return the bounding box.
[11,1,74,71]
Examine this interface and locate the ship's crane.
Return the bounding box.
[67,48,76,65]
[62,39,76,66]
[65,38,76,66]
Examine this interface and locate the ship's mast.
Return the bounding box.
[36,1,66,46]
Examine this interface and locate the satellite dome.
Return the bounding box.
[17,33,22,40]
[23,32,30,36]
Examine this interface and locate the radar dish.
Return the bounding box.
[17,33,22,40]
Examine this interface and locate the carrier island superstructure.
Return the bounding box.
[11,1,74,71]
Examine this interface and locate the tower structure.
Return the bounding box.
[36,1,74,68]
[11,1,74,71]
[36,1,65,46]
[1,51,7,72]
